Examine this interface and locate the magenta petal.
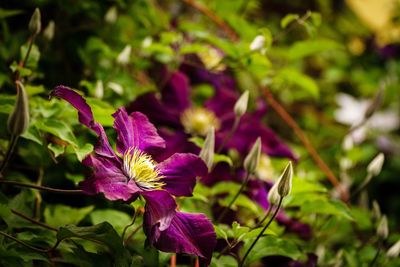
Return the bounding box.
[158,153,207,197]
[80,154,140,201]
[50,86,116,158]
[161,71,191,113]
[147,211,216,264]
[113,108,165,155]
[142,190,177,231]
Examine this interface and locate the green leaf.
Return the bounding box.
[71,143,94,161]
[287,39,342,60]
[301,199,353,220]
[210,255,237,267]
[35,119,78,146]
[86,98,115,127]
[241,236,302,264]
[281,14,299,29]
[189,136,204,148]
[44,205,94,228]
[214,154,233,166]
[90,209,131,234]
[275,68,319,99]
[57,223,131,267]
[0,8,23,19]
[48,143,65,158]
[21,124,43,145]
[20,44,40,69]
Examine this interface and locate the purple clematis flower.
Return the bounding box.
[128,69,296,161]
[50,86,216,264]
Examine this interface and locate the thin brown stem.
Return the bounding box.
[11,209,58,232]
[0,179,83,194]
[34,168,44,219]
[261,86,346,199]
[170,254,177,267]
[180,0,239,42]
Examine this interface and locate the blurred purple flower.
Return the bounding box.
[50,86,216,263]
[128,70,296,161]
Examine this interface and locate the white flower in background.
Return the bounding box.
[142,37,153,48]
[107,82,124,95]
[250,35,266,51]
[94,80,104,99]
[334,93,399,143]
[255,154,274,182]
[104,6,118,24]
[117,45,132,65]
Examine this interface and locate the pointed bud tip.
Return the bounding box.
[244,137,262,174]
[377,215,389,239]
[199,127,215,171]
[29,8,41,35]
[277,161,293,198]
[7,81,30,136]
[367,153,385,176]
[234,90,249,118]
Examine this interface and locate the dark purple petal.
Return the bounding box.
[222,113,297,160]
[50,86,116,158]
[142,190,177,231]
[80,154,140,201]
[161,71,191,113]
[152,128,199,162]
[206,87,238,125]
[127,93,183,128]
[246,180,271,210]
[157,153,207,197]
[146,211,216,264]
[112,109,165,155]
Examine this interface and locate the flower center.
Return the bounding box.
[123,147,164,190]
[181,107,220,136]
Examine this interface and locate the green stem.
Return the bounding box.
[255,204,273,228]
[124,223,143,245]
[122,209,138,244]
[216,172,250,223]
[369,239,383,267]
[0,135,19,176]
[217,116,240,153]
[34,168,44,219]
[240,196,283,267]
[0,230,54,253]
[0,179,83,194]
[351,173,373,198]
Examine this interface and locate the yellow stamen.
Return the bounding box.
[181,107,220,136]
[123,147,164,190]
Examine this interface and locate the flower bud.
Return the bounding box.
[43,21,55,41]
[199,127,215,171]
[387,240,400,258]
[250,35,265,51]
[94,80,104,99]
[29,8,41,35]
[377,215,389,239]
[7,81,30,136]
[267,181,280,206]
[342,135,353,151]
[244,137,261,174]
[367,153,385,176]
[372,200,381,221]
[104,6,118,24]
[277,161,293,198]
[117,45,132,65]
[234,90,249,118]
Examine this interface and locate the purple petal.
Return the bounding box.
[146,211,216,264]
[161,71,191,113]
[157,153,207,197]
[246,180,271,210]
[127,93,183,128]
[80,154,140,201]
[112,109,165,155]
[205,87,238,120]
[50,86,116,158]
[142,190,177,231]
[222,113,297,160]
[152,128,200,162]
